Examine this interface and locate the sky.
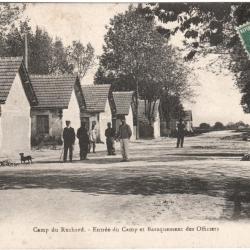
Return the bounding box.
[24,3,250,126]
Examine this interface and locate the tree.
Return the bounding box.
[1,20,73,75]
[0,3,26,55]
[226,122,236,129]
[0,3,26,35]
[3,22,54,74]
[199,123,210,129]
[67,41,95,80]
[4,24,24,57]
[160,93,184,125]
[50,39,73,75]
[141,3,233,59]
[213,122,224,130]
[29,26,54,74]
[95,5,193,127]
[141,3,250,113]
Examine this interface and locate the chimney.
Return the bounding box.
[24,33,28,71]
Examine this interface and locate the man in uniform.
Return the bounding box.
[63,120,75,162]
[77,122,90,160]
[176,118,186,148]
[117,117,132,162]
[105,122,116,155]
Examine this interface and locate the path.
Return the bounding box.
[0,130,250,247]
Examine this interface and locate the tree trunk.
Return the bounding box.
[136,78,139,139]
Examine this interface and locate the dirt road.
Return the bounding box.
[0,131,250,247]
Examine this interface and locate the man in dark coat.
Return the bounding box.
[176,118,186,148]
[77,122,90,160]
[63,120,75,162]
[105,122,116,155]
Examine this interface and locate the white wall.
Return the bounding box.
[127,106,134,140]
[153,111,161,138]
[99,100,112,142]
[185,121,193,132]
[0,115,2,150]
[62,90,81,134]
[0,73,31,157]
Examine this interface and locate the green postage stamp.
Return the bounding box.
[237,22,250,58]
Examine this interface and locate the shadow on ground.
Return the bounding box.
[1,167,250,220]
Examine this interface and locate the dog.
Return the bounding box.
[19,153,33,164]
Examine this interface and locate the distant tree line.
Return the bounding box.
[199,121,249,130]
[0,3,95,78]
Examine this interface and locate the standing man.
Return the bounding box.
[63,120,75,162]
[77,122,90,160]
[176,118,186,148]
[89,123,97,153]
[105,122,116,155]
[117,117,132,162]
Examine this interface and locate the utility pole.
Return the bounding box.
[24,33,28,71]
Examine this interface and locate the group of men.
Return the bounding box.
[63,117,186,163]
[62,117,132,163]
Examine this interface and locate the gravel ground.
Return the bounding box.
[1,130,250,248]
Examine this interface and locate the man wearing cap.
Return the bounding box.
[117,117,132,162]
[63,120,75,162]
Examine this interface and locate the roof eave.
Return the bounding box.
[32,106,68,110]
[116,113,129,116]
[83,109,106,113]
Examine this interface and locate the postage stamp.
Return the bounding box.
[237,22,250,58]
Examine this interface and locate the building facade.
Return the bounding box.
[30,75,84,146]
[111,91,135,140]
[81,85,112,142]
[0,57,37,156]
[138,99,160,139]
[160,110,193,136]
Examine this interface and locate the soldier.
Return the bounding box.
[117,117,132,162]
[105,122,116,155]
[63,120,75,162]
[77,122,90,160]
[176,118,186,148]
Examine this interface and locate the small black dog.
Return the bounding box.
[19,153,33,164]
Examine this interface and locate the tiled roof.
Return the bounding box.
[30,75,79,109]
[0,57,24,103]
[82,84,110,112]
[0,57,37,105]
[138,99,160,123]
[112,91,133,115]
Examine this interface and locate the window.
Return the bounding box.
[37,115,49,134]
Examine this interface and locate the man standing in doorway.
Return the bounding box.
[89,123,97,153]
[105,122,116,155]
[77,122,90,160]
[117,117,132,162]
[63,120,75,162]
[176,118,186,148]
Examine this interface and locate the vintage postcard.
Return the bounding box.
[1,1,250,248]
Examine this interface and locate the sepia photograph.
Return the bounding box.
[1,1,250,248]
